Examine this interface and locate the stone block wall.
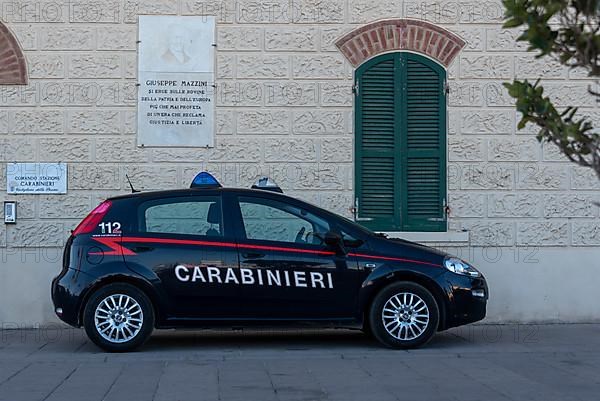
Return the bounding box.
[0,0,599,252]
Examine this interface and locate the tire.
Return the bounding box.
[369,281,439,349]
[83,283,154,352]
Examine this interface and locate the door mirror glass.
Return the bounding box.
[322,231,347,255]
[340,230,365,249]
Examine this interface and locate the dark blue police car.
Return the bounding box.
[52,172,487,351]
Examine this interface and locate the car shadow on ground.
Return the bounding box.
[138,328,468,352]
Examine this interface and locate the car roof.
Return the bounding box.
[107,187,298,202]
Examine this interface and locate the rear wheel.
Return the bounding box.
[83,283,154,352]
[369,281,439,349]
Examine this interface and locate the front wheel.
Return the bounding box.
[83,283,154,352]
[369,282,439,349]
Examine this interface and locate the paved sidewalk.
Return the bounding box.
[0,324,599,401]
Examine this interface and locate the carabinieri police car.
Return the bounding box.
[52,172,488,352]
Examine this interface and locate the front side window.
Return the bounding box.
[238,197,329,245]
[140,197,223,237]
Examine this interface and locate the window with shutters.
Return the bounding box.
[354,52,447,232]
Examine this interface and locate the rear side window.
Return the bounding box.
[139,196,223,237]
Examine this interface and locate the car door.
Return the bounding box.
[122,192,241,319]
[232,194,363,320]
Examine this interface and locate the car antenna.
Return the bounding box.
[125,174,140,193]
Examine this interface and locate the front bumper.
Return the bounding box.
[439,271,488,330]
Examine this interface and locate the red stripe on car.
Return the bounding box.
[91,236,439,266]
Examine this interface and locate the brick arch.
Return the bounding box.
[0,22,27,85]
[335,18,465,68]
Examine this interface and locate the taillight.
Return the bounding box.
[72,201,112,236]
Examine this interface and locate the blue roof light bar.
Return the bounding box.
[190,171,222,188]
[251,176,283,193]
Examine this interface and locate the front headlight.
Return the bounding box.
[444,257,481,278]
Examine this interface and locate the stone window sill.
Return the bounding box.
[377,231,469,243]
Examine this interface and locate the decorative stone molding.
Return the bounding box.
[335,18,466,68]
[0,22,28,85]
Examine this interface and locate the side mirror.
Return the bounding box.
[322,231,347,255]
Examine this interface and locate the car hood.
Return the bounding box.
[367,235,448,266]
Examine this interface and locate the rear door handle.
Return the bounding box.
[242,252,265,259]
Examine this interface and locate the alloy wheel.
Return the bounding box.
[381,292,430,341]
[94,294,144,343]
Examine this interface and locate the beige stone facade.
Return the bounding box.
[0,0,599,325]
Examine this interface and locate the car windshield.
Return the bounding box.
[288,196,376,237]
[333,213,377,236]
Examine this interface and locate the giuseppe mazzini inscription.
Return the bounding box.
[137,16,216,147]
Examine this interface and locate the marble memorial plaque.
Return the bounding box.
[137,16,215,147]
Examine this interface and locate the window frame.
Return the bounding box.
[354,51,447,232]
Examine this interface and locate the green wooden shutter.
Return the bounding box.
[355,53,446,232]
[401,54,447,231]
[355,54,400,230]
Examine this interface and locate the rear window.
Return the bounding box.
[138,196,223,237]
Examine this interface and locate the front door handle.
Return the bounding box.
[242,252,265,259]
[131,246,154,253]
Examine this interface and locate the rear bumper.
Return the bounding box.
[51,268,98,327]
